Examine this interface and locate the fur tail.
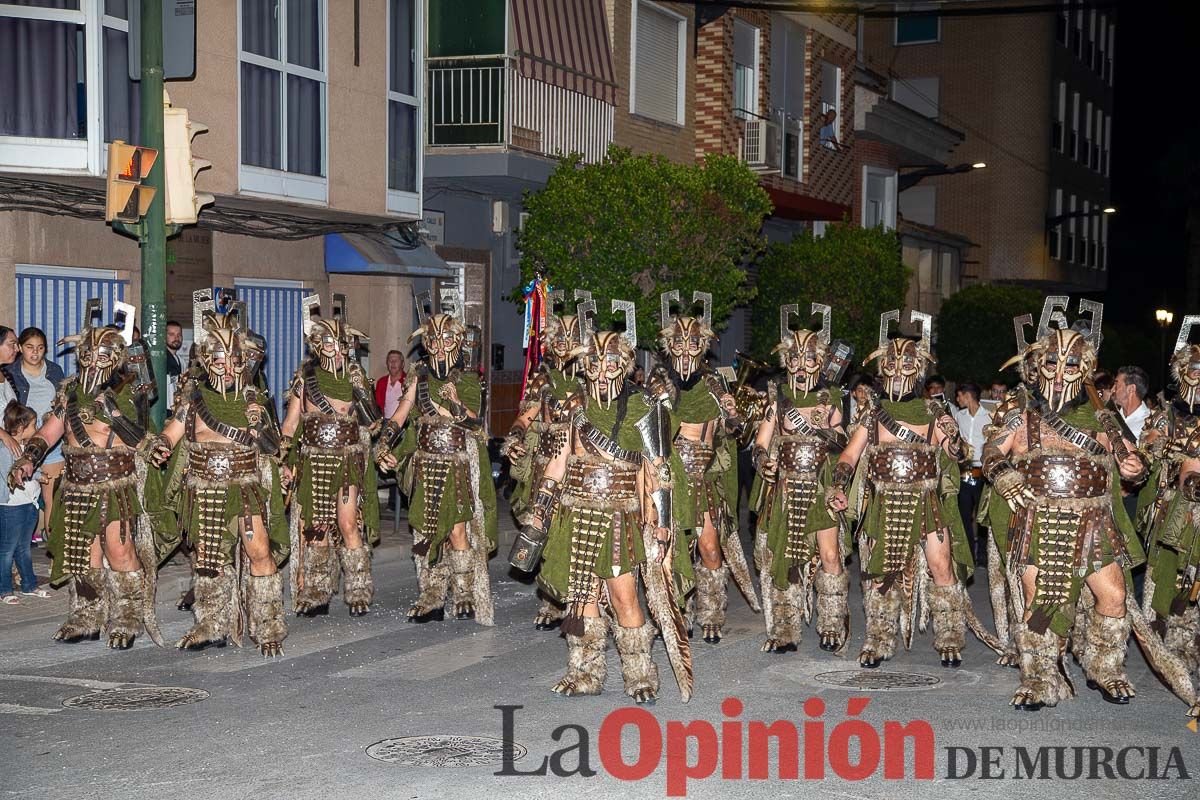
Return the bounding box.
[721,532,761,612]
[1127,595,1197,709]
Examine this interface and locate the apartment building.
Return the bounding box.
[0,0,435,406]
[861,0,1115,292]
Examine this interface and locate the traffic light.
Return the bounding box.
[105,141,158,223]
[163,105,214,225]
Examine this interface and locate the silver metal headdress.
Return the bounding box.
[812,302,832,344]
[779,303,799,341]
[612,299,636,349]
[1175,316,1200,355]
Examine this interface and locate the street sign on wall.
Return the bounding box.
[129,0,197,81]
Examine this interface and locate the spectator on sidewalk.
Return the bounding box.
[1092,369,1115,406]
[5,328,65,544]
[165,320,185,410]
[1114,365,1151,440]
[0,325,19,453]
[375,350,407,419]
[0,401,51,604]
[953,381,991,564]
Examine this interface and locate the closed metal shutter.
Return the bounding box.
[14,265,127,373]
[634,3,681,124]
[231,281,311,416]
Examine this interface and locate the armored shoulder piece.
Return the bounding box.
[647,366,678,407]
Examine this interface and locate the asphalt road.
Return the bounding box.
[1,499,1196,800]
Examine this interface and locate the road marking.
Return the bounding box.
[0,673,135,690]
[0,702,63,716]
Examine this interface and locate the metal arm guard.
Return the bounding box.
[448,399,484,431]
[352,385,383,428]
[508,477,560,572]
[752,443,770,472]
[830,460,854,492]
[101,393,148,448]
[244,388,282,456]
[373,419,405,464]
[981,438,1016,483]
[21,435,50,468]
[636,398,673,530]
[1182,474,1200,503]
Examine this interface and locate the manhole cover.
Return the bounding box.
[62,687,209,711]
[814,670,941,691]
[366,735,526,767]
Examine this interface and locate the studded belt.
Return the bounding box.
[302,415,359,448]
[675,438,715,477]
[418,419,467,454]
[187,442,259,482]
[1022,453,1108,499]
[777,439,828,475]
[64,448,136,484]
[867,446,938,483]
[565,459,638,499]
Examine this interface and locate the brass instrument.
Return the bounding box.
[731,350,773,445]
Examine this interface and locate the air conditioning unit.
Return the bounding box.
[740,113,781,174]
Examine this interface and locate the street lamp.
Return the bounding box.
[898,161,987,191]
[1157,308,1175,388]
[1045,205,1116,229]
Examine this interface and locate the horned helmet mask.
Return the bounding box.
[1170,316,1200,409]
[196,312,247,399]
[302,294,367,379]
[408,290,465,380]
[61,299,133,395]
[773,303,832,397]
[541,289,591,375]
[1001,297,1101,413]
[864,310,935,401]
[658,290,715,382]
[571,299,637,408]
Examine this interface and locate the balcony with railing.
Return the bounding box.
[427,56,615,165]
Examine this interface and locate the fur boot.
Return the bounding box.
[1164,602,1200,676]
[814,569,849,653]
[294,544,337,616]
[928,583,967,668]
[533,591,565,630]
[52,569,104,643]
[762,583,801,653]
[693,563,729,643]
[860,584,902,668]
[408,557,451,623]
[1011,622,1074,710]
[612,619,659,704]
[338,545,374,616]
[246,572,287,657]
[1083,610,1135,704]
[102,568,146,650]
[551,615,608,696]
[176,572,235,651]
[448,548,476,620]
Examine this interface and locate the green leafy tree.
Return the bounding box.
[516,147,772,344]
[751,223,909,366]
[936,284,1043,386]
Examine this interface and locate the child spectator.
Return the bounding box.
[0,401,50,604]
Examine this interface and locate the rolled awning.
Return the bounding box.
[324,233,456,278]
[511,0,617,104]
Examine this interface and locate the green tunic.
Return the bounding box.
[160,386,290,569]
[856,398,974,584]
[392,372,497,564]
[755,386,843,591]
[538,392,694,607]
[47,379,175,585]
[670,380,739,540]
[285,366,380,545]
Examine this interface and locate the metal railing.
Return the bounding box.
[427,57,614,164]
[736,109,781,174]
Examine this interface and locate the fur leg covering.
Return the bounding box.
[551,615,608,696]
[338,546,374,616]
[176,572,235,650]
[693,563,729,643]
[929,583,967,667]
[102,568,147,649]
[448,548,476,620]
[53,569,105,643]
[762,583,801,652]
[1012,622,1074,709]
[534,591,566,629]
[860,585,902,667]
[1084,609,1135,703]
[408,557,451,621]
[1164,603,1200,676]
[815,569,850,653]
[612,619,659,704]
[293,545,337,615]
[247,572,287,656]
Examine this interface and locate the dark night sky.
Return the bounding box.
[1106,4,1191,324]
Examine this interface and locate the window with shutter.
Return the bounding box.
[632,1,684,125]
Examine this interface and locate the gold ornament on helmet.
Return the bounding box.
[658,289,715,382]
[541,289,591,375]
[302,293,368,379]
[864,309,935,401]
[408,288,465,380]
[59,298,134,394]
[772,302,832,397]
[571,298,637,408]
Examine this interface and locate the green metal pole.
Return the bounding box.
[139,0,167,427]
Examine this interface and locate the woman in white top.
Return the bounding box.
[8,329,66,542]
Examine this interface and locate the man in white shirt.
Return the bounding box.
[953,381,991,564]
[1114,365,1151,440]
